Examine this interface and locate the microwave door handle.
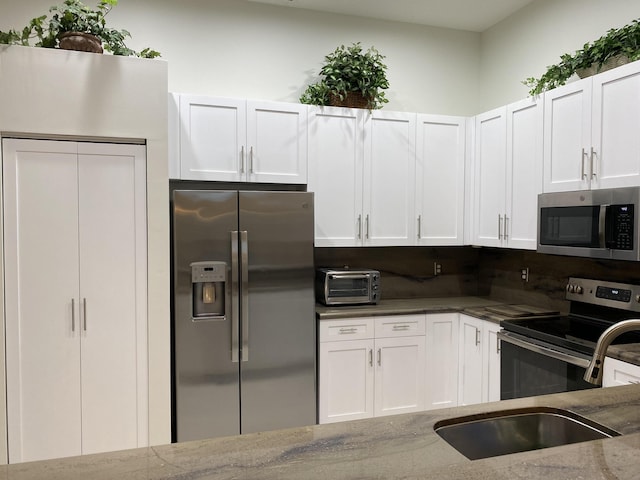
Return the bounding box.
[331,274,370,280]
[603,205,615,249]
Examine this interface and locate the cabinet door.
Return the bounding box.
[246,101,308,184]
[374,336,426,417]
[308,106,364,246]
[591,61,640,189]
[363,111,416,246]
[3,139,82,463]
[484,322,502,402]
[318,339,374,423]
[416,115,466,246]
[505,97,543,250]
[603,357,640,387]
[458,315,484,406]
[179,95,246,182]
[77,143,148,455]
[474,107,507,247]
[425,313,459,410]
[543,80,592,192]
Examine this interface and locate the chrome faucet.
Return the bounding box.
[584,319,640,385]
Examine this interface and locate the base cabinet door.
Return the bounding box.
[603,357,640,387]
[3,139,148,463]
[318,339,374,424]
[425,313,459,410]
[374,336,426,417]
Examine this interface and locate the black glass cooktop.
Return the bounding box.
[502,315,640,356]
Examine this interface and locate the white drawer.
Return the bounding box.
[319,317,374,342]
[374,315,426,338]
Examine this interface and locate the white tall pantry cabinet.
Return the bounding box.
[2,139,148,463]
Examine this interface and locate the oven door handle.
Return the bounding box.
[497,331,591,369]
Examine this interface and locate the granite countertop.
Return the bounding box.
[5,384,640,479]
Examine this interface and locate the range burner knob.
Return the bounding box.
[566,284,583,294]
[566,284,574,293]
[575,285,583,294]
[636,294,640,303]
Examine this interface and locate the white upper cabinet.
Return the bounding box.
[473,97,543,250]
[309,107,416,246]
[544,60,640,192]
[415,115,466,245]
[171,93,308,184]
[473,106,507,247]
[363,110,417,246]
[308,106,365,247]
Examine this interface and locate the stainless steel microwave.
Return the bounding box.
[537,187,640,261]
[315,268,380,306]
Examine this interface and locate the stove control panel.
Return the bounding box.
[566,277,640,311]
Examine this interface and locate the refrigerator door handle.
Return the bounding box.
[231,231,240,363]
[240,230,250,362]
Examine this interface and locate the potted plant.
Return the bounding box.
[300,42,389,110]
[523,18,640,96]
[0,0,159,58]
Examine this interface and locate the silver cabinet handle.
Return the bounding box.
[357,214,362,239]
[504,215,509,240]
[591,147,597,179]
[496,337,501,354]
[339,327,358,334]
[498,215,503,240]
[377,348,381,366]
[240,230,249,362]
[231,231,240,363]
[240,146,245,173]
[365,214,370,239]
[581,148,588,180]
[417,215,422,239]
[369,349,373,367]
[71,298,75,332]
[475,328,481,346]
[392,325,410,331]
[83,298,87,331]
[249,146,254,173]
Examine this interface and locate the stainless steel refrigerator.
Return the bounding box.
[171,188,316,442]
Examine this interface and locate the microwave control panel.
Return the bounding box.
[608,204,634,250]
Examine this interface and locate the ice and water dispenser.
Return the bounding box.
[191,261,227,320]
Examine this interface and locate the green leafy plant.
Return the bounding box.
[300,42,389,110]
[524,19,640,96]
[0,0,160,58]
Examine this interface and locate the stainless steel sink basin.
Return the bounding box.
[434,407,619,460]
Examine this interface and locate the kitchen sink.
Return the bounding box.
[434,406,619,460]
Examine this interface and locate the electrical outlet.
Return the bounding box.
[434,262,442,276]
[521,267,529,282]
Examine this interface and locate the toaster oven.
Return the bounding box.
[315,268,380,306]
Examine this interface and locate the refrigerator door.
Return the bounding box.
[172,190,240,442]
[238,191,316,433]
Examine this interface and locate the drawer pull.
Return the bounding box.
[339,327,358,334]
[392,325,410,331]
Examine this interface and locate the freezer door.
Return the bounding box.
[172,190,240,442]
[238,191,317,433]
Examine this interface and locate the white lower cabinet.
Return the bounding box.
[318,315,425,424]
[603,357,640,387]
[425,313,459,410]
[458,314,501,406]
[2,139,148,463]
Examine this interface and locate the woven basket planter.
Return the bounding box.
[329,91,372,109]
[59,32,103,53]
[576,54,629,79]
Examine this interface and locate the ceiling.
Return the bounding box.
[247,0,536,32]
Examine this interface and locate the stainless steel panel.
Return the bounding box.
[238,191,316,434]
[172,190,240,442]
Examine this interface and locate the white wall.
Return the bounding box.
[0,45,170,455]
[0,0,481,115]
[479,0,640,111]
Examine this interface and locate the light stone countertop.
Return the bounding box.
[3,384,640,479]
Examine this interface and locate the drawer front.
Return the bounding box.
[374,315,426,338]
[319,317,374,342]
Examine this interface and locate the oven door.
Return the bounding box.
[498,331,598,400]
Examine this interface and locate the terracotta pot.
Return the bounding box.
[58,32,103,54]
